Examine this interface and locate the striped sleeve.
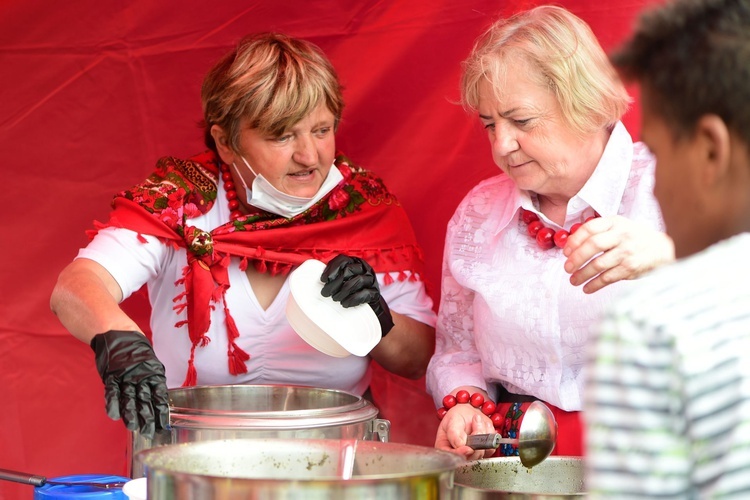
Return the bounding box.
[585,292,692,499]
[585,236,750,499]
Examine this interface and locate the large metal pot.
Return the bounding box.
[452,457,586,498]
[135,438,464,499]
[130,385,389,477]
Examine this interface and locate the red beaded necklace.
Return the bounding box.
[220,164,245,221]
[520,208,598,250]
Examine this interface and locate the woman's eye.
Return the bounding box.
[483,123,495,130]
[315,127,332,136]
[275,134,292,143]
[514,118,531,126]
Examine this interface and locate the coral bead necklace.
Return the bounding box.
[520,208,598,250]
[220,163,245,221]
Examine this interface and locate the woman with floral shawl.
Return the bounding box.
[50,33,435,438]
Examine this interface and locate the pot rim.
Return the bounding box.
[165,384,380,429]
[138,438,466,482]
[168,384,368,417]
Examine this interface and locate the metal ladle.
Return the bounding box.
[466,400,558,468]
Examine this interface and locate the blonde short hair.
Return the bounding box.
[461,6,630,137]
[201,32,344,153]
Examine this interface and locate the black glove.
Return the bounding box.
[320,254,394,337]
[90,330,170,438]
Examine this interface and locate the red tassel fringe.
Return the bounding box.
[182,353,198,387]
[228,343,250,375]
[223,293,250,375]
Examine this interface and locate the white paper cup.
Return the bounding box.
[122,477,147,500]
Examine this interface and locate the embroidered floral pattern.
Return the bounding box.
[117,151,399,244]
[117,154,220,239]
[184,226,214,258]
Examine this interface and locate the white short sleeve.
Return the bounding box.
[76,226,166,300]
[377,274,436,328]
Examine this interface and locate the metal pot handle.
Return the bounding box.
[370,418,390,442]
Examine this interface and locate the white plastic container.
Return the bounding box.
[122,477,147,500]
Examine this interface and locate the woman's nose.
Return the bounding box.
[293,135,319,166]
[491,124,519,157]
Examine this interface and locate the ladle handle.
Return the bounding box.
[466,433,518,450]
[0,468,47,486]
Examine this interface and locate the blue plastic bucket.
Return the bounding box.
[33,474,129,499]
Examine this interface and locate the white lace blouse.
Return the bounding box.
[425,122,665,411]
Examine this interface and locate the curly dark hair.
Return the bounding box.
[612,0,750,143]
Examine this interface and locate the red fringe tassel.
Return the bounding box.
[182,349,198,387]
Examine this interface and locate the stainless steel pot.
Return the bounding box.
[130,385,389,477]
[135,438,464,499]
[452,457,586,499]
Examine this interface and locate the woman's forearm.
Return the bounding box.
[369,312,435,379]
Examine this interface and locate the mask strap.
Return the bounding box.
[231,158,255,191]
[241,156,259,178]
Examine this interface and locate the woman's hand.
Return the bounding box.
[435,404,497,461]
[320,254,394,336]
[563,215,675,293]
[90,330,170,438]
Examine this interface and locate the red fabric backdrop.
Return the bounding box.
[0,1,656,497]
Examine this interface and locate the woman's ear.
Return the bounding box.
[210,125,235,165]
[695,114,731,187]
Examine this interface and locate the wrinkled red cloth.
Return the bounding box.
[89,150,425,386]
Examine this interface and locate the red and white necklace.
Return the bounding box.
[520,208,598,250]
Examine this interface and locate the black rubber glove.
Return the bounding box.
[320,254,394,337]
[90,330,170,438]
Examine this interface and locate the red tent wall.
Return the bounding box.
[0,1,656,497]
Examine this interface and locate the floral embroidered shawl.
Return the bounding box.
[89,150,425,386]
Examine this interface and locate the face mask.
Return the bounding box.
[233,156,343,218]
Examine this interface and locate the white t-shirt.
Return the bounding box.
[585,233,750,498]
[77,176,436,395]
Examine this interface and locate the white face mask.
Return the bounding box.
[233,156,343,218]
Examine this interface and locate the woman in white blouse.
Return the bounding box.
[426,5,674,459]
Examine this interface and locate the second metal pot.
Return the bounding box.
[452,456,586,498]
